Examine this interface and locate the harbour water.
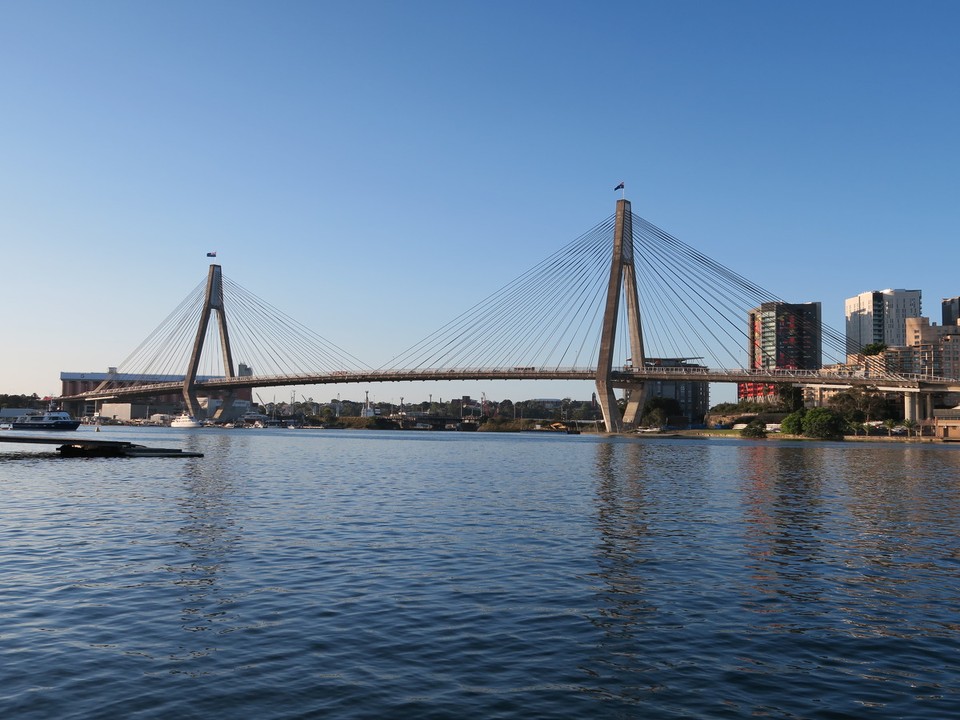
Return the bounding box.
[2,427,959,719]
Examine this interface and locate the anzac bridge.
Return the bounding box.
[60,199,960,431]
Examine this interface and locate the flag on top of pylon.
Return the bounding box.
[614,181,625,191]
[206,251,217,257]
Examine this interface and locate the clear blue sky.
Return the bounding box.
[2,1,957,406]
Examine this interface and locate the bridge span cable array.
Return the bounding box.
[383,217,616,373]
[92,279,208,390]
[632,216,850,368]
[102,210,856,392]
[385,212,851,374]
[98,273,369,389]
[219,277,370,377]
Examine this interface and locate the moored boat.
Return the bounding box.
[2,411,81,431]
[171,413,202,429]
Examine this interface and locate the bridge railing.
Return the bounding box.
[615,366,959,384]
[63,364,960,403]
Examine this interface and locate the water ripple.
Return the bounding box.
[1,431,959,718]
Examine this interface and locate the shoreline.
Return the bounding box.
[669,429,943,443]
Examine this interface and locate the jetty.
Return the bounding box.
[0,435,203,458]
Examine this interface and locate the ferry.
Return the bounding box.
[0,410,81,431]
[170,413,203,429]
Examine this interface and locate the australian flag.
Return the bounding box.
[614,181,625,191]
[206,251,217,257]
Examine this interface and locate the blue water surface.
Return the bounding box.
[1,427,959,719]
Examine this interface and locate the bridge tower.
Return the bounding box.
[596,198,647,432]
[183,264,236,418]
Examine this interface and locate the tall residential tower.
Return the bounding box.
[844,289,921,355]
[942,296,960,327]
[739,301,822,402]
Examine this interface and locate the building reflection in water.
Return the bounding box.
[738,442,960,642]
[580,438,960,709]
[829,445,960,639]
[737,444,829,606]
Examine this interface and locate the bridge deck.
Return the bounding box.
[60,366,960,404]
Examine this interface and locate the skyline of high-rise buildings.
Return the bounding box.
[739,289,960,402]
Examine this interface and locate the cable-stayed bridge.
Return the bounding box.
[62,199,960,431]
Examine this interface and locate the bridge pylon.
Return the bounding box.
[183,264,236,419]
[596,198,646,433]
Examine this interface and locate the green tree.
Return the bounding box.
[902,418,917,437]
[774,383,804,412]
[883,418,897,437]
[339,400,361,417]
[642,407,667,429]
[569,401,597,421]
[709,402,741,413]
[0,393,42,409]
[520,401,548,419]
[828,387,897,424]
[641,397,682,426]
[781,408,806,435]
[801,407,846,440]
[862,342,888,356]
[710,401,769,414]
[740,419,768,439]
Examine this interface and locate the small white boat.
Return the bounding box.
[171,413,202,429]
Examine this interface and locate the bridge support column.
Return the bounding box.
[211,391,238,421]
[183,264,236,419]
[906,391,934,422]
[904,392,919,423]
[595,198,646,432]
[622,386,644,426]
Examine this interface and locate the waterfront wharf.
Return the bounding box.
[0,435,203,458]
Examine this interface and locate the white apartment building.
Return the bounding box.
[845,288,922,355]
